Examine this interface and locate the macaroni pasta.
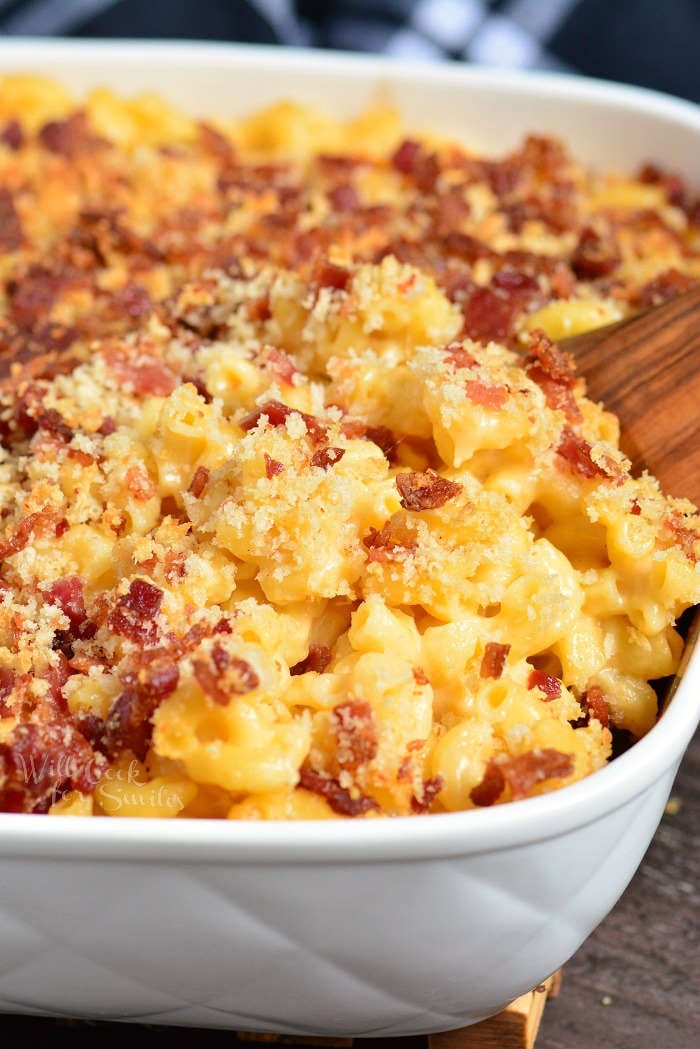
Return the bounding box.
[0,78,698,818]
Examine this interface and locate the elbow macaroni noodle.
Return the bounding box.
[0,77,698,818]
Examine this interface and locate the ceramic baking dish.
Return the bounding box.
[0,39,698,1037]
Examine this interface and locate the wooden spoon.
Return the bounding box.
[560,285,700,506]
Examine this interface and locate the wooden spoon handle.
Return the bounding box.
[561,285,700,505]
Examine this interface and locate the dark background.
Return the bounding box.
[0,0,698,102]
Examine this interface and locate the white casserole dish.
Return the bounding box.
[0,39,698,1037]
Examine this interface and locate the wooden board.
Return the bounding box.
[428,972,562,1049]
[235,972,562,1049]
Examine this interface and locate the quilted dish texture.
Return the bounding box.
[0,774,671,1034]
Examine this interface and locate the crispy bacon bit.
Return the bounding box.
[311,446,345,470]
[112,283,152,320]
[0,667,15,701]
[665,512,699,562]
[239,399,328,442]
[582,684,609,728]
[492,268,540,296]
[392,139,421,174]
[414,152,441,194]
[527,669,562,699]
[0,721,106,812]
[41,652,71,712]
[0,323,78,383]
[502,749,574,800]
[192,658,230,706]
[73,713,106,752]
[437,269,474,304]
[240,399,291,432]
[0,188,23,252]
[363,519,417,562]
[38,112,100,157]
[7,264,66,326]
[290,644,332,676]
[465,380,509,409]
[396,469,463,511]
[412,667,429,686]
[125,466,157,503]
[549,265,576,299]
[397,757,413,783]
[525,328,576,384]
[67,448,95,467]
[143,660,180,699]
[471,748,574,806]
[44,576,91,638]
[444,343,477,370]
[108,579,163,647]
[189,465,210,498]
[258,346,298,385]
[638,163,686,206]
[462,286,522,343]
[159,495,181,520]
[227,656,260,693]
[630,499,642,516]
[247,293,271,322]
[362,425,397,462]
[443,232,495,264]
[481,157,523,198]
[264,453,285,479]
[193,649,259,706]
[198,121,235,160]
[571,227,620,279]
[411,775,444,814]
[480,642,510,679]
[298,766,379,817]
[0,510,66,561]
[470,762,506,807]
[1,119,23,150]
[317,153,365,174]
[635,268,695,309]
[76,206,162,265]
[211,645,230,679]
[331,699,378,772]
[436,269,473,304]
[98,416,116,436]
[123,579,164,618]
[338,416,366,440]
[0,668,15,715]
[36,407,74,442]
[556,428,612,480]
[504,186,577,234]
[327,184,360,212]
[525,328,581,423]
[686,198,700,226]
[432,191,470,234]
[313,258,351,291]
[106,350,177,397]
[103,657,179,761]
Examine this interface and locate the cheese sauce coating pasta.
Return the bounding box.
[0,77,698,818]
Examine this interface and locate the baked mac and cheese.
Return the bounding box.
[0,78,698,818]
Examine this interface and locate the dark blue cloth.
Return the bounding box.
[0,1,697,103]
